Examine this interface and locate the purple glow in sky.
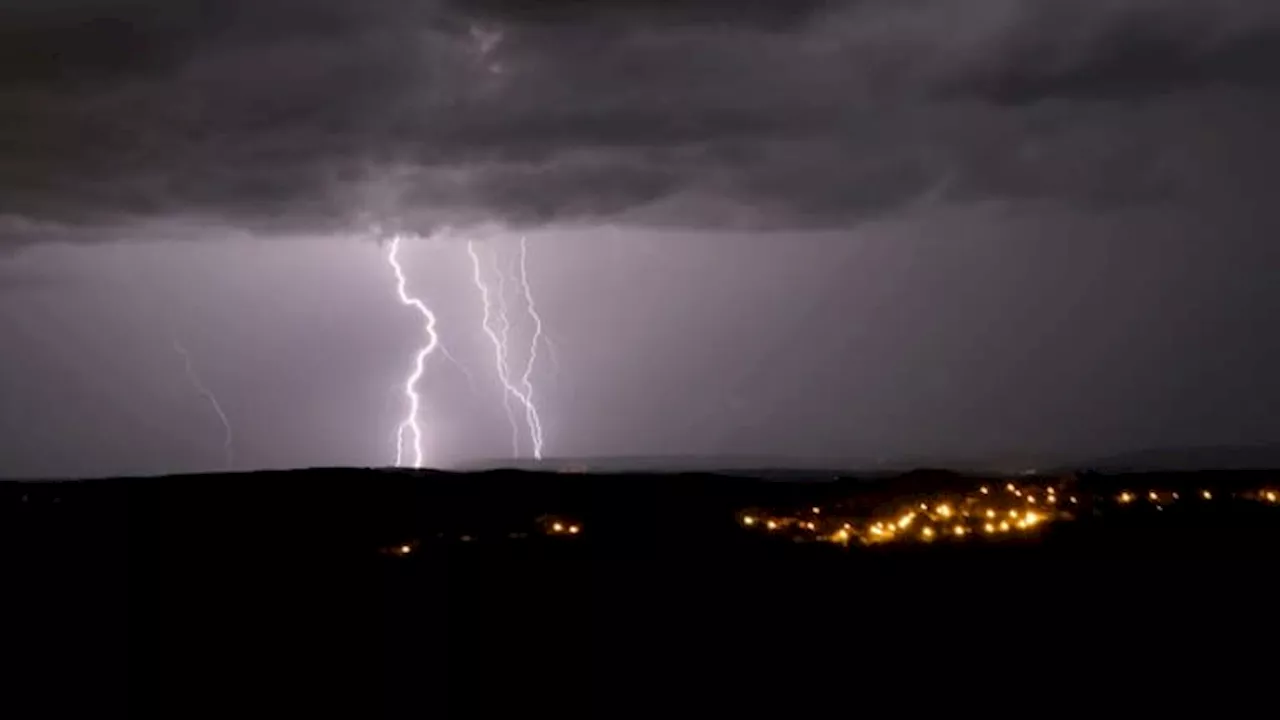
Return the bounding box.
[1,1,1279,476]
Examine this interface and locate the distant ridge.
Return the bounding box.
[1073,445,1280,472]
[453,446,1280,477]
[448,454,1023,478]
[16,445,1275,483]
[450,455,877,476]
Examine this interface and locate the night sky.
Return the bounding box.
[1,1,1278,477]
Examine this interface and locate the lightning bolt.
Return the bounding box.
[493,245,524,455]
[438,343,480,397]
[514,236,546,458]
[541,334,562,382]
[465,237,550,461]
[172,340,234,471]
[467,240,523,456]
[386,234,440,469]
[382,230,551,465]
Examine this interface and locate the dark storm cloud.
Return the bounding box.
[950,2,1280,103]
[1,0,1279,242]
[441,0,835,28]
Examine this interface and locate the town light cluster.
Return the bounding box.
[739,481,1280,547]
[740,481,1063,546]
[377,481,1280,555]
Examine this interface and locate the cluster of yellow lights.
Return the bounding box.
[1113,488,1279,506]
[741,483,1280,547]
[740,482,1062,547]
[390,484,1280,554]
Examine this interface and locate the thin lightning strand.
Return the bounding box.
[541,334,562,382]
[492,246,522,455]
[515,236,546,458]
[438,343,480,397]
[467,240,522,456]
[387,234,440,469]
[173,340,234,471]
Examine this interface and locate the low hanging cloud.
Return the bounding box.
[2,0,1279,244]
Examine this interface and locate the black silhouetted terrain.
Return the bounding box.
[8,467,1280,718]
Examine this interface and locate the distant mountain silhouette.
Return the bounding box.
[453,454,1022,477]
[453,446,1280,477]
[1074,445,1280,472]
[452,455,875,476]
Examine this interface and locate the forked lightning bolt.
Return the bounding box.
[468,240,521,455]
[493,245,525,454]
[466,239,547,460]
[515,236,546,458]
[387,234,440,469]
[173,340,234,471]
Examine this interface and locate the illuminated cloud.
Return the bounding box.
[1,0,1278,243]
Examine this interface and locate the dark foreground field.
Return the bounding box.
[7,468,1280,717]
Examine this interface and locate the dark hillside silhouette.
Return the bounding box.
[9,467,1280,717]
